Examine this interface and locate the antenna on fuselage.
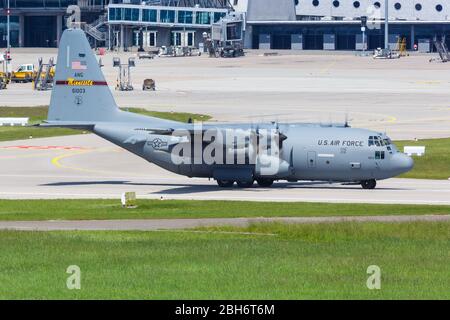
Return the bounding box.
[344,112,350,128]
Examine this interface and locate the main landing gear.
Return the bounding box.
[256,178,274,187]
[361,179,377,189]
[216,178,275,188]
[216,180,234,188]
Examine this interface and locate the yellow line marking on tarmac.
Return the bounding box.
[51,147,121,175]
[415,80,442,85]
[387,116,397,123]
[319,57,342,74]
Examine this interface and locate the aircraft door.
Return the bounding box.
[307,151,317,168]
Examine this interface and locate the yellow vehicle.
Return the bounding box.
[0,57,9,90]
[11,64,35,83]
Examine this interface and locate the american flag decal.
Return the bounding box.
[72,60,87,70]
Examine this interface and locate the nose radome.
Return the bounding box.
[394,153,414,173]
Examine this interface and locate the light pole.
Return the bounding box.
[361,16,367,54]
[6,0,10,50]
[5,0,11,75]
[384,0,389,50]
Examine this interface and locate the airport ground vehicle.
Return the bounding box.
[0,55,10,90]
[11,64,35,83]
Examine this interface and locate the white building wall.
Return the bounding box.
[232,0,249,13]
[295,0,450,21]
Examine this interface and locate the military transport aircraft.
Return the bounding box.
[40,28,414,189]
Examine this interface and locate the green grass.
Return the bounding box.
[125,108,211,123]
[0,221,448,299]
[395,138,450,180]
[0,199,448,221]
[0,106,79,141]
[0,106,211,142]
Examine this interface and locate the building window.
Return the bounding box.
[436,4,443,12]
[312,0,319,6]
[195,11,211,25]
[394,2,401,10]
[132,8,139,21]
[233,0,238,5]
[124,8,132,21]
[213,12,226,23]
[171,31,195,47]
[109,8,122,21]
[142,9,157,22]
[160,10,175,23]
[143,31,157,47]
[374,2,381,9]
[333,1,339,8]
[172,32,182,46]
[178,10,193,24]
[415,3,422,11]
[353,1,360,8]
[187,32,194,47]
[122,8,139,21]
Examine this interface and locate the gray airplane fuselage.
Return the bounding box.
[93,120,413,184]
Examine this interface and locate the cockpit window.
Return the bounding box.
[369,136,392,147]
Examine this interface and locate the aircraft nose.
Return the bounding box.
[393,153,414,174]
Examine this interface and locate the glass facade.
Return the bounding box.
[195,11,210,25]
[178,10,193,24]
[0,15,19,47]
[142,9,157,22]
[122,8,139,21]
[109,7,122,21]
[160,10,175,23]
[1,0,80,8]
[108,5,226,26]
[213,12,225,23]
[107,5,226,25]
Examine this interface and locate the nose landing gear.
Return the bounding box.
[361,179,377,189]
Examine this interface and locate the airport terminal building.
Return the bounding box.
[2,0,450,50]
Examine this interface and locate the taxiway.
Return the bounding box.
[0,135,449,204]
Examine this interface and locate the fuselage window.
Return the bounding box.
[375,151,385,159]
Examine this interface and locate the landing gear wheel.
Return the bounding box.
[217,180,234,188]
[236,180,254,188]
[361,179,377,189]
[256,178,274,187]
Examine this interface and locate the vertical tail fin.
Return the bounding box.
[47,28,119,123]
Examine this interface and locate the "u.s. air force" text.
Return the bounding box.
[318,139,364,147]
